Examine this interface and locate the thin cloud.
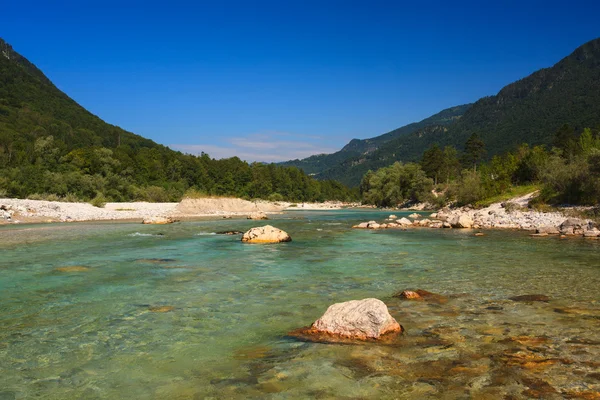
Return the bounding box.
[170,131,337,163]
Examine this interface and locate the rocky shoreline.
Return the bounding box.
[354,198,598,238]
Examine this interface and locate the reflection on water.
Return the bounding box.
[1,210,599,399]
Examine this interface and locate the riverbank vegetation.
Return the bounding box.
[360,125,600,208]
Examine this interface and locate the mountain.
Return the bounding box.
[0,38,354,202]
[280,104,471,175]
[284,37,600,187]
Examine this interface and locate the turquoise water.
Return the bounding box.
[1,210,600,399]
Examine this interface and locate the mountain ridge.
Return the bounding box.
[280,103,471,175]
[283,37,600,186]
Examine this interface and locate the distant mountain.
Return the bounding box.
[0,38,354,201]
[280,104,471,175]
[284,37,600,187]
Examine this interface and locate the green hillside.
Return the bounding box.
[280,104,470,175]
[0,38,355,202]
[286,38,600,187]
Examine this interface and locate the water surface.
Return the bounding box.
[1,210,599,399]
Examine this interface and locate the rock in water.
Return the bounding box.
[559,218,587,235]
[54,266,90,272]
[536,226,560,235]
[247,211,268,220]
[142,216,175,224]
[292,298,402,341]
[396,290,422,299]
[393,289,448,304]
[451,214,473,228]
[241,225,291,243]
[509,294,550,302]
[149,306,175,312]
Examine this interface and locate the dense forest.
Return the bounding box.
[360,126,600,208]
[0,38,356,203]
[285,38,600,187]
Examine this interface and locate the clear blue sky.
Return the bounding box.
[2,0,599,162]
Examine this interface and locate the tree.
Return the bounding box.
[441,146,461,183]
[552,124,578,157]
[421,143,444,184]
[463,133,486,171]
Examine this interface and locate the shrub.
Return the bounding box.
[452,170,484,206]
[90,193,107,208]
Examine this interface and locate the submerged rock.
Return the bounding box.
[54,266,90,272]
[241,225,291,243]
[216,230,243,235]
[396,290,422,299]
[509,294,550,302]
[393,289,448,304]
[149,306,175,312]
[289,298,402,342]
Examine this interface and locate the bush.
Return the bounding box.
[268,193,284,202]
[90,193,107,208]
[62,193,80,202]
[502,201,524,213]
[451,170,484,206]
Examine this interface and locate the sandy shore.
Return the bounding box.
[0,197,357,224]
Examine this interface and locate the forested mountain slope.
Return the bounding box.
[0,38,354,201]
[287,38,600,187]
[280,104,470,175]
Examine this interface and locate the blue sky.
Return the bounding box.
[2,0,600,162]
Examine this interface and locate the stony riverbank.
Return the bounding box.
[353,196,598,238]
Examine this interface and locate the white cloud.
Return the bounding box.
[170,132,337,163]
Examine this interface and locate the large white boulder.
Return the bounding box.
[302,298,402,341]
[241,225,291,243]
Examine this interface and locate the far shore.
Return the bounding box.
[2,194,591,238]
[0,197,357,225]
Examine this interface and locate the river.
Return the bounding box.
[1,210,599,399]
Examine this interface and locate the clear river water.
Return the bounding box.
[1,210,599,399]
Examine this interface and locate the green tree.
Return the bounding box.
[421,143,444,184]
[463,133,486,171]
